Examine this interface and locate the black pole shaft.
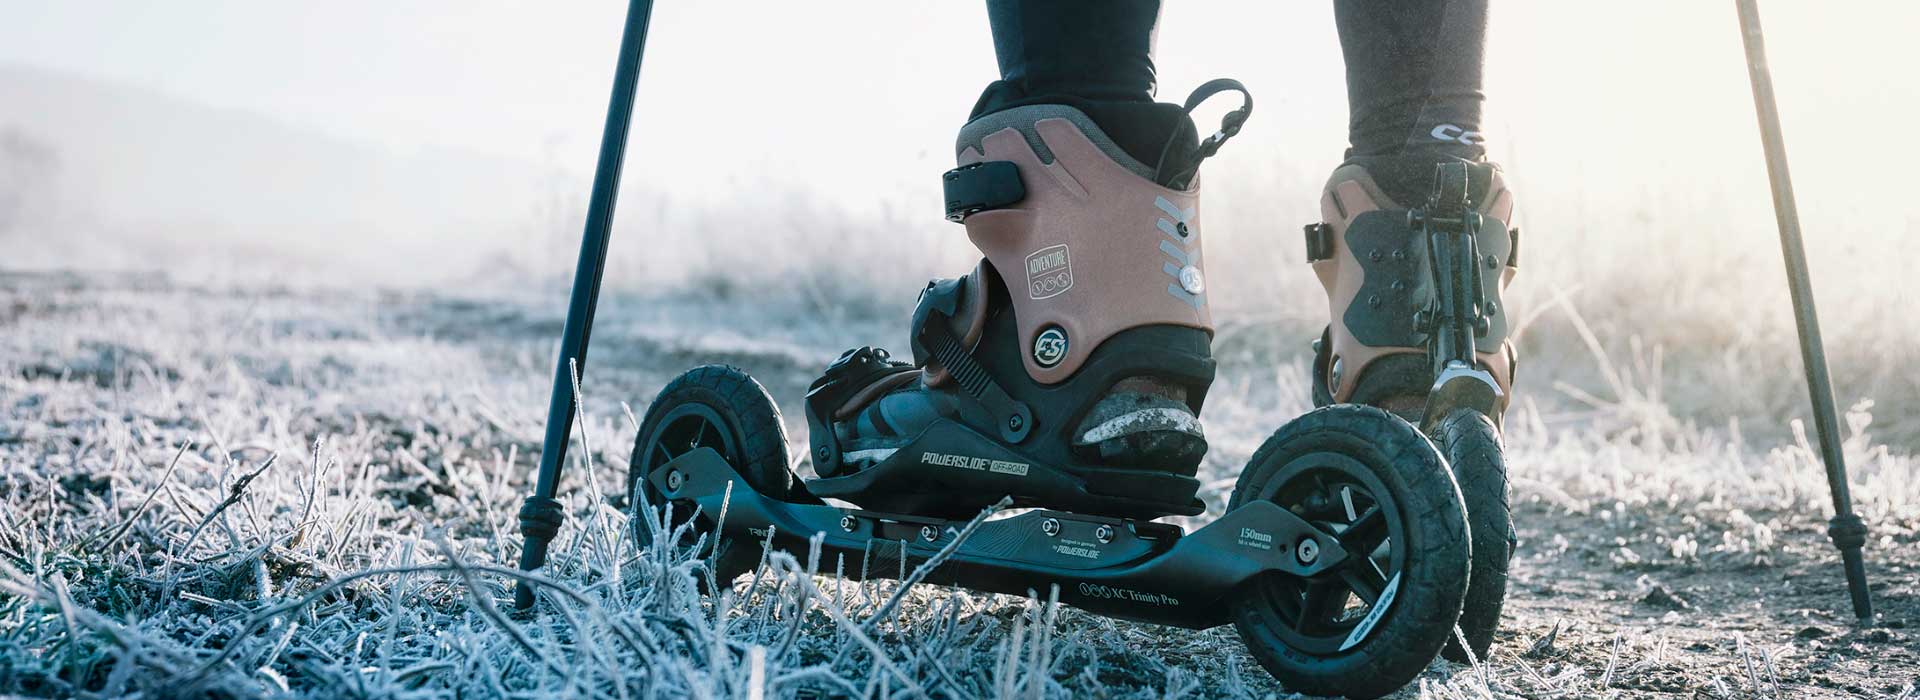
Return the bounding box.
[1733,0,1872,622]
[514,0,656,610]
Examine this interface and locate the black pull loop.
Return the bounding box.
[1155,78,1254,189]
[1183,78,1254,160]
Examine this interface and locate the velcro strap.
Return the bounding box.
[943,161,1025,222]
[1304,222,1335,262]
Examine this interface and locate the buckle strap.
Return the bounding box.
[943,160,1025,222]
[916,311,1034,443]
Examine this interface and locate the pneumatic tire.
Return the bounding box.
[1433,408,1513,663]
[629,365,793,584]
[1228,405,1470,699]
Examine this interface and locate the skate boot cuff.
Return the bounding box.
[958,103,1161,182]
[1337,154,1494,217]
[957,80,1252,191]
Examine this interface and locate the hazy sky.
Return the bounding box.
[5,1,1915,252]
[14,1,1911,201]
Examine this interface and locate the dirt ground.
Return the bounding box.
[1,270,1915,699]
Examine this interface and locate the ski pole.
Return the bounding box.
[514,0,656,610]
[1733,0,1872,623]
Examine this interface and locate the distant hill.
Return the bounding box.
[0,63,564,284]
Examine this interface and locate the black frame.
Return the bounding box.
[640,447,1348,629]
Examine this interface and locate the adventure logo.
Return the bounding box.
[1025,244,1073,300]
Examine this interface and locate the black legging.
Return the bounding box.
[974,0,1489,162]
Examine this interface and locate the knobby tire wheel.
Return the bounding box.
[1228,405,1470,699]
[1433,408,1512,663]
[629,365,792,585]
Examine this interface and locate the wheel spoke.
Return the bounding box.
[690,419,708,450]
[1340,559,1389,606]
[654,441,674,464]
[1338,504,1386,550]
[1293,582,1346,633]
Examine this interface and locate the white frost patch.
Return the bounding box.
[1075,407,1204,444]
[843,448,898,464]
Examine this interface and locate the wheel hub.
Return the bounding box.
[1296,537,1320,565]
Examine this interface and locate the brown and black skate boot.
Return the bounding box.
[1306,156,1519,427]
[801,82,1253,520]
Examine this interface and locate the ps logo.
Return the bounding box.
[1032,326,1068,368]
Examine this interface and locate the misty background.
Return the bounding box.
[5,1,1919,443]
[3,1,1912,293]
[9,7,1920,696]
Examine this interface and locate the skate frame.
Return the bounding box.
[640,447,1352,630]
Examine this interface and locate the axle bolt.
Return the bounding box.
[1008,414,1024,431]
[920,525,940,542]
[1094,525,1115,544]
[665,470,685,492]
[1041,518,1061,537]
[840,515,857,532]
[1297,537,1320,565]
[817,445,830,458]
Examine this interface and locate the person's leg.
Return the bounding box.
[979,0,1159,106]
[969,0,1193,174]
[802,1,1251,519]
[1312,0,1517,419]
[1335,0,1490,202]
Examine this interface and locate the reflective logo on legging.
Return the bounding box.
[1430,123,1484,146]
